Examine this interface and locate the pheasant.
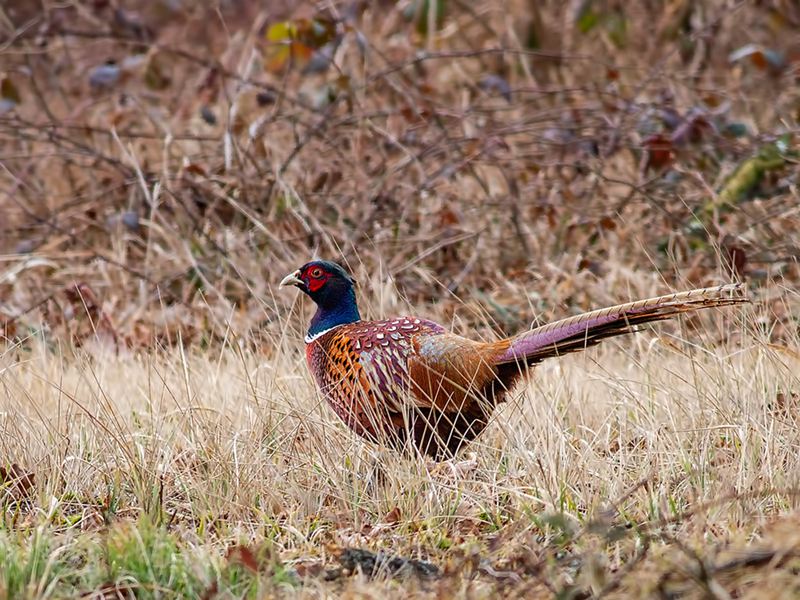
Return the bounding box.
[281,260,746,459]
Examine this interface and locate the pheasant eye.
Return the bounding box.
[309,267,323,278]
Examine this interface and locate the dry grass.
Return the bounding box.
[2,0,800,597]
[2,281,800,597]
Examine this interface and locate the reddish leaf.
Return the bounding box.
[294,562,324,578]
[226,545,259,573]
[729,44,786,74]
[599,216,617,230]
[311,171,330,192]
[264,45,292,73]
[59,283,119,348]
[642,134,675,172]
[702,93,722,108]
[722,238,747,279]
[0,312,17,340]
[291,41,314,64]
[1,75,21,103]
[0,75,21,113]
[384,506,402,524]
[184,162,208,176]
[437,205,460,227]
[773,391,799,416]
[671,113,714,146]
[295,18,337,49]
[0,464,35,499]
[199,580,219,600]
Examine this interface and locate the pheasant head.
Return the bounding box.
[280,260,361,342]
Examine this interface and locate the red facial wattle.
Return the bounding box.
[306,273,328,292]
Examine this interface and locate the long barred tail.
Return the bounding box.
[494,283,748,367]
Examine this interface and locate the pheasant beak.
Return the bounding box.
[279,269,304,289]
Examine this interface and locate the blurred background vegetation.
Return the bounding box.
[1,0,798,348]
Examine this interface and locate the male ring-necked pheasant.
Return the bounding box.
[281,260,746,458]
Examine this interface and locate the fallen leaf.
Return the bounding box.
[641,134,675,172]
[0,464,35,499]
[729,43,786,74]
[384,506,402,525]
[0,74,21,113]
[225,544,259,573]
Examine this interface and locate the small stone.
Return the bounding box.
[14,239,36,254]
[121,211,139,231]
[89,62,120,89]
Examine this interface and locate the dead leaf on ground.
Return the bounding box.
[0,463,36,500]
[225,544,260,573]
